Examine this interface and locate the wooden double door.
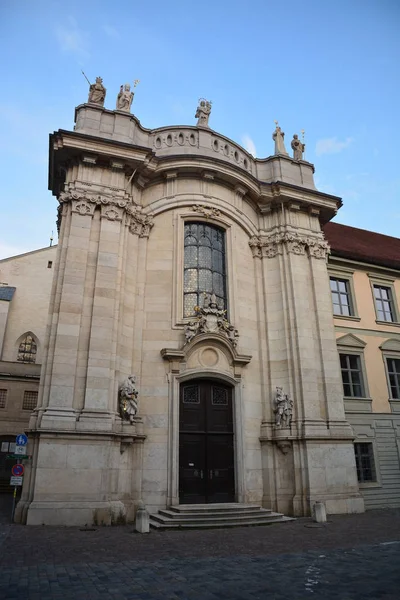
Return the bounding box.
[179,379,235,504]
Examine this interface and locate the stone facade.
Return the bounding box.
[8,98,368,525]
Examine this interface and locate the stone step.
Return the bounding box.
[157,508,273,520]
[150,515,293,530]
[158,508,272,519]
[151,510,285,525]
[168,503,263,514]
[149,504,294,530]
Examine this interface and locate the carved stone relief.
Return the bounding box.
[58,186,154,237]
[184,293,239,348]
[192,204,221,219]
[249,230,330,260]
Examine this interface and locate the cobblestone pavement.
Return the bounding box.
[0,508,399,599]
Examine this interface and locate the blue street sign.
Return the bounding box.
[16,434,28,446]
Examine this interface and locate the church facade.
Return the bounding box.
[2,84,377,525]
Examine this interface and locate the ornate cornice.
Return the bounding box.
[57,186,154,237]
[249,229,330,260]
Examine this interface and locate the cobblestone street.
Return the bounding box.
[0,508,399,599]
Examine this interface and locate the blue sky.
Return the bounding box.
[0,0,399,258]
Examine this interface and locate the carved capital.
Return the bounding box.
[58,184,154,238]
[72,200,96,216]
[249,229,330,260]
[101,205,123,221]
[126,206,154,238]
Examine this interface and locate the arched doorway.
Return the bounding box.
[179,379,235,504]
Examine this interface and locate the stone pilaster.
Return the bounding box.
[252,208,363,516]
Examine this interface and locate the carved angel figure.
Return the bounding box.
[184,321,198,344]
[119,375,138,423]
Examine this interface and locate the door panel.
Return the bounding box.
[207,435,235,503]
[179,433,206,504]
[179,380,235,504]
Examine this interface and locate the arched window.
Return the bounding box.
[184,222,227,317]
[17,334,37,363]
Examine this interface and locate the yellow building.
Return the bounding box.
[325,222,400,508]
[0,246,56,491]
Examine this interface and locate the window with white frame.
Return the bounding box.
[386,357,400,399]
[339,353,365,397]
[354,442,376,483]
[373,285,395,322]
[330,277,354,316]
[183,222,227,318]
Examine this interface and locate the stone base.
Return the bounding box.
[314,493,364,515]
[26,500,127,526]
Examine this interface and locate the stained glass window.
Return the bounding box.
[184,223,227,317]
[17,334,37,363]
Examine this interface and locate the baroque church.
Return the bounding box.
[1,78,400,526]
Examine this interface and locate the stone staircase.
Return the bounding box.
[149,503,293,530]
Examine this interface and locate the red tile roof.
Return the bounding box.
[323,222,400,271]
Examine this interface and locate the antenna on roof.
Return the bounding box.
[50,231,54,247]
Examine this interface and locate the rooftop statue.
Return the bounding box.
[272,122,288,156]
[291,134,305,161]
[195,98,212,127]
[88,76,106,106]
[116,83,134,112]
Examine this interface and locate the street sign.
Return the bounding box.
[11,464,24,477]
[15,445,27,456]
[10,476,23,486]
[16,434,28,446]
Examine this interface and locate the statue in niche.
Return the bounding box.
[291,134,305,161]
[119,375,139,423]
[273,386,293,428]
[116,83,134,112]
[195,98,212,127]
[88,76,106,106]
[272,123,288,156]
